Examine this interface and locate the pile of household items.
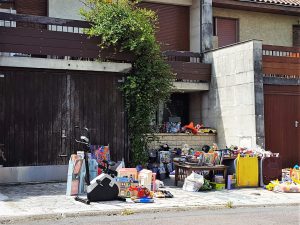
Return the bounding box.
[147,142,227,192]
[266,165,300,193]
[160,121,217,134]
[66,143,174,205]
[148,143,300,193]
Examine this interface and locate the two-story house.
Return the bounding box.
[0,0,299,183]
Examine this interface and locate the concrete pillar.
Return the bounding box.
[190,0,201,52]
[253,41,265,147]
[202,0,213,52]
[190,0,213,53]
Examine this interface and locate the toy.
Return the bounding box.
[184,122,198,134]
[116,177,139,198]
[133,198,154,203]
[90,145,110,174]
[129,186,153,199]
[166,122,181,133]
[118,168,138,181]
[182,144,190,156]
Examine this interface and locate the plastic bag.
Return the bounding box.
[182,172,204,192]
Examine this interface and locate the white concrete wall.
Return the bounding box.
[0,165,68,184]
[48,0,192,20]
[0,56,132,73]
[48,0,85,20]
[202,40,262,149]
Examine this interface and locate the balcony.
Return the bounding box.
[262,45,300,79]
[164,51,212,92]
[0,12,212,90]
[0,12,132,62]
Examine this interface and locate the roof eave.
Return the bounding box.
[213,0,300,16]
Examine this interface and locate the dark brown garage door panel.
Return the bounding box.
[264,85,300,168]
[139,2,190,51]
[0,68,128,166]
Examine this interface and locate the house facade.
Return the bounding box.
[0,0,299,182]
[203,0,300,168]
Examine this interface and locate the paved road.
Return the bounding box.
[7,206,300,225]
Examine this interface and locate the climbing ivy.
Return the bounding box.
[81,0,173,165]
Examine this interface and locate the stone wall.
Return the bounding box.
[202,40,264,149]
[149,133,216,149]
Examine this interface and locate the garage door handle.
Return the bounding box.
[62,129,67,138]
[295,121,299,128]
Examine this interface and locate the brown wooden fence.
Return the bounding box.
[163,51,211,82]
[262,45,300,78]
[0,12,132,62]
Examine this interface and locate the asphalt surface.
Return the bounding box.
[5,206,300,225]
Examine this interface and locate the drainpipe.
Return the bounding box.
[200,0,203,57]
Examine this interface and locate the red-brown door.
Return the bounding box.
[264,85,300,168]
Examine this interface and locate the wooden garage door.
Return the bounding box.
[0,68,128,166]
[214,17,238,48]
[264,85,300,168]
[139,2,190,51]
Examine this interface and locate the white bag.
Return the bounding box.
[182,172,204,192]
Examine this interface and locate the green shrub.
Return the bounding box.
[81,0,173,165]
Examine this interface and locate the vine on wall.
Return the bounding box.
[81,0,173,165]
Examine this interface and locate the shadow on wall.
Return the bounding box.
[201,40,261,149]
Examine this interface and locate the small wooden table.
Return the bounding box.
[174,162,228,186]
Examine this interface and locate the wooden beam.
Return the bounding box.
[213,0,300,16]
[144,0,192,6]
[0,12,90,28]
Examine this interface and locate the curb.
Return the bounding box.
[1,202,299,224]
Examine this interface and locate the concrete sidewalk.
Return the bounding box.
[0,179,300,223]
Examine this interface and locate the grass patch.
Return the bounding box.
[121,209,135,216]
[226,201,234,208]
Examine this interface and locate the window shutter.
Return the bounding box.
[216,18,238,47]
[139,2,190,51]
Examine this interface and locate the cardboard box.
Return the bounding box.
[118,168,138,181]
[116,177,139,198]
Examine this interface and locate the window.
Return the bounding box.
[213,17,239,47]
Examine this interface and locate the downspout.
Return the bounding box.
[200,0,203,60]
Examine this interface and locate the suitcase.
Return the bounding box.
[235,154,259,187]
[87,174,119,202]
[260,154,282,186]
